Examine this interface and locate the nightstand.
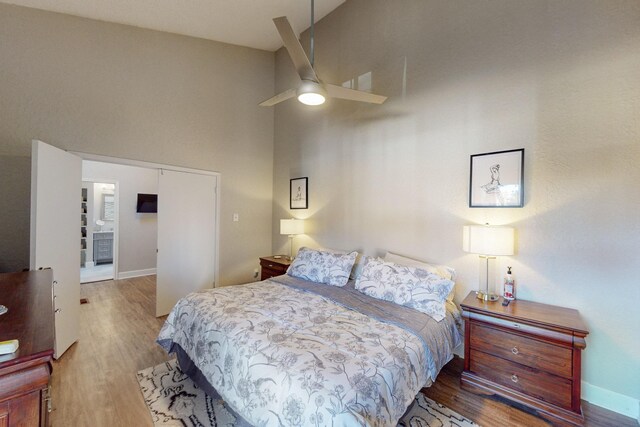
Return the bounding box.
[259,256,292,281]
[460,292,589,426]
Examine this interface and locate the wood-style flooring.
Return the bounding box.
[51,275,169,426]
[50,276,636,427]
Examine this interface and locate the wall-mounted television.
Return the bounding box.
[136,193,157,213]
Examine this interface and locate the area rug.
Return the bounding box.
[137,360,480,427]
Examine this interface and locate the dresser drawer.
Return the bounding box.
[470,349,572,409]
[470,322,573,378]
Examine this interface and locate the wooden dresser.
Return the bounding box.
[259,256,292,281]
[0,270,55,427]
[460,292,588,426]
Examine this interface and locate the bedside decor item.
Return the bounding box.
[463,224,515,301]
[503,266,515,304]
[290,177,308,209]
[460,292,589,426]
[469,148,524,207]
[280,218,305,260]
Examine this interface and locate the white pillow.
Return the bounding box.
[355,257,454,321]
[319,247,363,280]
[287,247,358,287]
[384,252,456,301]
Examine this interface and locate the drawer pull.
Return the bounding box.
[44,385,52,413]
[513,323,520,328]
[268,264,274,267]
[511,346,519,355]
[511,374,519,383]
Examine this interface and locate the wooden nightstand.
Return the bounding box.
[460,292,589,426]
[259,256,292,281]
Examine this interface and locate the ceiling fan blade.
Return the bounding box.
[326,84,387,104]
[259,88,297,106]
[273,16,319,82]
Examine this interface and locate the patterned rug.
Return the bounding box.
[137,360,480,427]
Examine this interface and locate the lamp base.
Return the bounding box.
[476,291,500,302]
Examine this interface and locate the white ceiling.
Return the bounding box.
[0,0,346,51]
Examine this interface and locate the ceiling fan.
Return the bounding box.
[259,0,387,107]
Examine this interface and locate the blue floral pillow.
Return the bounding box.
[355,257,454,321]
[287,247,358,287]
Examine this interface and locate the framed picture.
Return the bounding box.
[290,177,308,209]
[469,149,524,208]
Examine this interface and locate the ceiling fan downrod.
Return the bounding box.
[310,0,315,68]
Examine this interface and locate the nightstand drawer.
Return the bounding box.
[261,267,284,280]
[259,256,291,281]
[470,322,572,378]
[470,349,572,409]
[260,261,287,274]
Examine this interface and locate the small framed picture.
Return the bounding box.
[469,149,524,208]
[290,177,308,209]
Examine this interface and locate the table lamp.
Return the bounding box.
[280,219,305,260]
[463,224,515,301]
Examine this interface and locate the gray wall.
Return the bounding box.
[83,161,158,274]
[0,156,31,272]
[0,3,275,285]
[272,0,640,407]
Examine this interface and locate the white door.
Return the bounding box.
[156,169,217,317]
[30,140,81,358]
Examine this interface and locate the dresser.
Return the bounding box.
[259,256,292,281]
[460,292,588,426]
[0,270,55,427]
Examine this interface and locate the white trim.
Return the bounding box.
[71,151,219,177]
[118,268,157,279]
[213,176,220,288]
[581,381,640,421]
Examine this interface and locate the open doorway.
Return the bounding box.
[81,181,117,283]
[32,140,220,358]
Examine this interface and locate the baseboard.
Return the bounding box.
[581,381,640,421]
[118,268,156,279]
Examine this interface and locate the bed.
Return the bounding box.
[157,270,462,427]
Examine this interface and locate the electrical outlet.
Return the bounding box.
[233,213,239,222]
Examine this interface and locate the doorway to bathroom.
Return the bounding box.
[81,181,117,283]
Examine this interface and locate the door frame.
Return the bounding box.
[71,151,221,288]
[81,178,120,282]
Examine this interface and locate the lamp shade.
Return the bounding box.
[280,219,305,236]
[463,225,514,256]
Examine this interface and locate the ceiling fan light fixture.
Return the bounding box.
[297,80,326,106]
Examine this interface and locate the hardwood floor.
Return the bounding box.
[50,276,636,427]
[51,275,170,427]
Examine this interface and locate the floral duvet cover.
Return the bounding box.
[157,275,462,427]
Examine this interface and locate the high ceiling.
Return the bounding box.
[0,0,346,51]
